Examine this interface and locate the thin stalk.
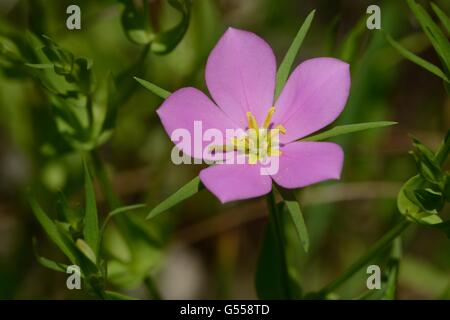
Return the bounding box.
[144,276,162,300]
[86,93,94,136]
[89,150,163,300]
[266,190,292,299]
[312,218,411,298]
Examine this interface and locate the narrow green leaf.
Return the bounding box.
[407,0,450,70]
[25,63,53,69]
[83,161,100,256]
[302,121,397,142]
[339,16,367,62]
[275,10,315,99]
[75,238,97,265]
[147,176,203,219]
[32,238,68,273]
[387,35,449,82]
[134,76,171,99]
[435,129,450,165]
[29,195,78,264]
[431,3,450,33]
[100,204,146,236]
[277,188,310,252]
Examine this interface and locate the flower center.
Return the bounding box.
[210,107,286,164]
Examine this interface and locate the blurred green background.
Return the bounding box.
[0,0,450,299]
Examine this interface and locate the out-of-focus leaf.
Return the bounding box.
[106,214,164,289]
[431,2,450,33]
[413,188,444,212]
[119,0,192,53]
[151,0,192,54]
[434,220,450,238]
[100,204,146,237]
[444,176,450,202]
[387,35,449,82]
[435,129,450,165]
[101,73,119,132]
[104,290,138,300]
[55,191,81,228]
[25,63,53,69]
[147,176,203,219]
[398,175,443,224]
[32,238,68,273]
[134,76,170,99]
[406,0,450,71]
[29,195,79,264]
[83,162,100,256]
[75,239,97,265]
[74,58,94,94]
[339,16,368,62]
[398,175,424,217]
[411,137,445,184]
[383,238,402,300]
[274,10,315,99]
[324,14,341,55]
[277,188,309,252]
[119,0,153,45]
[302,121,397,142]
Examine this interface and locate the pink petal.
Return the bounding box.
[272,57,351,143]
[157,87,239,161]
[205,27,276,127]
[271,141,344,189]
[200,163,273,203]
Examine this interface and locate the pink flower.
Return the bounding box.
[157,28,350,203]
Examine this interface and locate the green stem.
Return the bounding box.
[89,150,163,300]
[313,219,411,298]
[266,190,292,299]
[85,93,94,140]
[144,276,162,300]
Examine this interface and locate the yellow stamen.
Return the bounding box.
[274,124,286,134]
[246,111,258,130]
[210,108,286,164]
[208,144,234,152]
[248,153,258,164]
[269,149,282,156]
[262,107,276,129]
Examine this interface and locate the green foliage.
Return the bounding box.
[119,0,192,54]
[0,31,119,151]
[83,162,100,257]
[30,164,150,299]
[134,76,171,99]
[389,1,450,90]
[32,238,69,274]
[303,121,397,142]
[274,10,315,99]
[277,187,310,252]
[398,133,450,231]
[147,176,203,219]
[255,202,291,299]
[386,35,449,83]
[2,0,449,301]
